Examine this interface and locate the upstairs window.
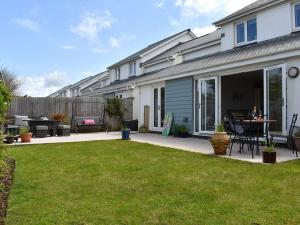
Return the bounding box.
[294,3,300,29]
[129,61,136,76]
[115,68,120,80]
[236,18,257,45]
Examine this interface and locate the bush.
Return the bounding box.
[20,127,30,135]
[52,113,68,123]
[173,124,189,137]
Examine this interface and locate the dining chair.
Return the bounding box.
[270,114,298,156]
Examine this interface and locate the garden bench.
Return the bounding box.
[72,116,105,133]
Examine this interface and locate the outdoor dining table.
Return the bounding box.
[243,119,277,155]
[23,119,60,136]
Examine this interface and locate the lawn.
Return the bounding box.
[6,141,300,225]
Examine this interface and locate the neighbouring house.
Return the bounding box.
[48,71,109,97]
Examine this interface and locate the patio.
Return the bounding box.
[11,132,299,164]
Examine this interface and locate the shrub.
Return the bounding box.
[215,123,226,133]
[264,142,276,153]
[173,124,188,137]
[20,127,30,135]
[105,98,126,129]
[52,113,68,123]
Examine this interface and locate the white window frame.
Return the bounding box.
[129,61,137,76]
[235,17,257,46]
[292,1,300,31]
[115,67,120,80]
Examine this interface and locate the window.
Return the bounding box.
[129,61,136,76]
[294,3,300,29]
[115,68,120,80]
[236,18,257,45]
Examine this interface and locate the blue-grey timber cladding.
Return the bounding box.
[165,77,194,133]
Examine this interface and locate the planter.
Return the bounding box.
[294,137,300,151]
[121,130,130,140]
[263,151,276,164]
[175,132,189,138]
[210,132,230,155]
[20,133,32,143]
[5,136,15,144]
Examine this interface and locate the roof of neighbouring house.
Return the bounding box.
[214,0,284,26]
[144,29,221,65]
[107,29,195,69]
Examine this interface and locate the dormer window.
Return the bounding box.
[115,67,120,80]
[129,61,137,76]
[235,18,257,46]
[293,2,300,30]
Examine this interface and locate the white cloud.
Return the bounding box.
[70,10,114,43]
[155,0,165,8]
[19,71,69,97]
[12,18,40,32]
[109,37,120,48]
[192,25,216,36]
[60,45,75,50]
[174,0,257,18]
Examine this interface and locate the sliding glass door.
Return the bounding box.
[195,77,218,134]
[153,86,165,131]
[264,65,286,134]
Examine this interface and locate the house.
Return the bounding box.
[49,71,109,97]
[88,0,300,137]
[133,0,300,135]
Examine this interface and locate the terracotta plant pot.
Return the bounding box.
[210,132,230,155]
[263,151,276,164]
[20,133,32,143]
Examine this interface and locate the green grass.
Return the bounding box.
[6,141,300,225]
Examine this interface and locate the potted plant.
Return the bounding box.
[5,132,15,144]
[121,127,131,140]
[20,127,32,143]
[210,123,230,155]
[173,124,189,138]
[263,142,276,164]
[294,129,300,151]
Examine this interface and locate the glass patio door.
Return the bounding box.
[153,86,165,131]
[196,77,217,134]
[264,65,287,134]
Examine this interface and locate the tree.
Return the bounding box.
[0,68,21,96]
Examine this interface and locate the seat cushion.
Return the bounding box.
[14,115,28,127]
[82,119,95,125]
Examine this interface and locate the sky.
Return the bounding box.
[0,0,256,97]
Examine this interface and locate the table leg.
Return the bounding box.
[256,127,260,155]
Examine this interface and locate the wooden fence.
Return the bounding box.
[7,97,133,126]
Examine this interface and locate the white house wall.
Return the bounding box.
[286,57,300,127]
[221,1,294,51]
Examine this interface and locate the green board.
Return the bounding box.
[162,113,173,136]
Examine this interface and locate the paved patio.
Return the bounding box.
[11,132,299,164]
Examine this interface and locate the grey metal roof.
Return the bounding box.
[145,30,221,65]
[214,0,283,26]
[144,32,300,80]
[107,29,193,69]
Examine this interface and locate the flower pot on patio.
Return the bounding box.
[121,129,130,140]
[263,143,276,164]
[20,127,32,143]
[210,132,230,155]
